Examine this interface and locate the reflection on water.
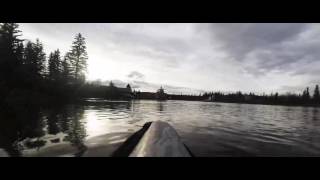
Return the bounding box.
[0,105,89,156]
[1,99,320,156]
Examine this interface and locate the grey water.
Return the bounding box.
[1,99,320,157]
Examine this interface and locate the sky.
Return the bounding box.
[18,23,320,95]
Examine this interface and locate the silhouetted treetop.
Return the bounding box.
[314,85,320,103]
[48,49,62,81]
[302,87,311,103]
[68,33,88,82]
[0,23,24,88]
[23,39,46,77]
[0,23,23,52]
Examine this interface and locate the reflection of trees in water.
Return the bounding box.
[0,107,45,156]
[158,101,164,112]
[0,105,87,156]
[46,105,87,156]
[126,101,132,110]
[312,107,320,121]
[106,101,132,110]
[47,108,61,135]
[301,107,312,120]
[0,112,22,156]
[302,107,320,148]
[63,105,87,155]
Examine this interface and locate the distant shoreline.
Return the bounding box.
[79,98,320,109]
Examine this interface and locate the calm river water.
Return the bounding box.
[1,99,320,156]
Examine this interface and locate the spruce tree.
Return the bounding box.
[34,39,46,76]
[68,33,88,83]
[0,23,24,86]
[0,23,23,55]
[314,85,320,104]
[302,87,311,104]
[48,49,62,82]
[23,40,46,79]
[306,87,310,100]
[61,54,72,85]
[126,84,131,90]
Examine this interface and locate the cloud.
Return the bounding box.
[19,23,320,94]
[127,71,145,80]
[88,23,197,69]
[204,23,319,76]
[206,23,308,58]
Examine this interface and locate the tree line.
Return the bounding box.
[203,85,320,106]
[0,23,88,110]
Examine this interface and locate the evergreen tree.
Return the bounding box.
[68,33,88,83]
[302,87,310,103]
[107,81,119,99]
[0,23,24,85]
[23,40,46,79]
[0,23,23,55]
[313,85,320,103]
[61,54,72,85]
[306,87,310,100]
[48,49,62,82]
[61,53,72,79]
[126,84,131,90]
[16,42,24,65]
[34,39,46,76]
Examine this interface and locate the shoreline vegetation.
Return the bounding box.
[1,23,320,114]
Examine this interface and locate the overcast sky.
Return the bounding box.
[19,23,320,94]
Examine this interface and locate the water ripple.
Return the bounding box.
[5,100,320,156]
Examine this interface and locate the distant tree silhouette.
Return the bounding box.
[67,33,88,83]
[23,39,46,79]
[61,55,72,85]
[126,84,131,91]
[48,49,62,82]
[156,86,167,100]
[314,85,320,104]
[302,87,311,103]
[106,81,118,99]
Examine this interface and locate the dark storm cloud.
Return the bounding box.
[204,23,320,75]
[207,23,308,58]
